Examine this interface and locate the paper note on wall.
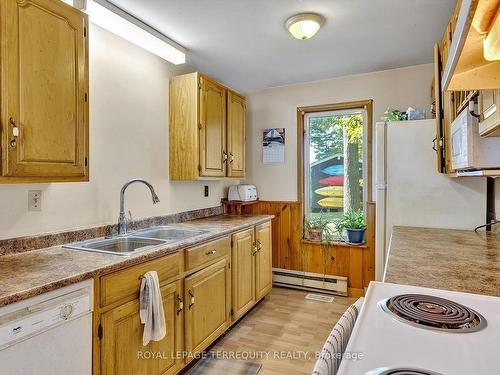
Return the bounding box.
[263,128,285,164]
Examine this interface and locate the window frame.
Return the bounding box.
[303,109,368,219]
[297,100,373,233]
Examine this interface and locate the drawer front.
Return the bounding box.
[100,251,182,307]
[185,236,230,271]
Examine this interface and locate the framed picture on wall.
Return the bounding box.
[263,128,285,164]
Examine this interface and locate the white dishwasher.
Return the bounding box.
[0,279,93,375]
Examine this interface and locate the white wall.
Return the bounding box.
[245,64,434,201]
[0,25,233,240]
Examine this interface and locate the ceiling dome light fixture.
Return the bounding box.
[285,13,324,40]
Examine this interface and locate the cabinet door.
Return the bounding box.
[231,228,255,320]
[433,43,446,173]
[255,222,272,300]
[199,76,226,177]
[184,258,231,356]
[101,281,184,375]
[479,89,500,136]
[1,0,88,179]
[227,91,246,177]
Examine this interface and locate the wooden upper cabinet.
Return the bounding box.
[101,281,184,375]
[227,91,246,177]
[479,89,500,136]
[255,222,272,300]
[442,0,500,91]
[169,72,246,180]
[199,76,227,177]
[0,0,89,182]
[433,44,445,173]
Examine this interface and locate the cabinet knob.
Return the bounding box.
[205,249,217,255]
[256,240,262,251]
[9,117,18,148]
[176,295,184,315]
[188,289,195,309]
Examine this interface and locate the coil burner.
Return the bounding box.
[365,366,444,375]
[379,294,486,333]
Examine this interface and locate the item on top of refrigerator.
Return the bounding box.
[380,107,406,121]
[406,107,426,120]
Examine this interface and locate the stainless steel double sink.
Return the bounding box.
[63,226,209,256]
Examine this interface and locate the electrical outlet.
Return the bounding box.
[28,190,42,211]
[204,185,209,197]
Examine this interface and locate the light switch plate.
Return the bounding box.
[28,190,42,211]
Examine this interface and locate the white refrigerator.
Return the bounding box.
[375,119,487,280]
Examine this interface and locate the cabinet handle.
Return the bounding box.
[222,151,228,162]
[9,117,18,148]
[432,137,438,152]
[257,240,262,251]
[205,249,217,255]
[188,289,195,309]
[229,152,234,164]
[176,295,184,315]
[252,242,258,256]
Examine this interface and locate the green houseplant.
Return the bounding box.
[303,217,329,242]
[335,209,366,244]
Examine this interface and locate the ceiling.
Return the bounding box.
[110,0,455,93]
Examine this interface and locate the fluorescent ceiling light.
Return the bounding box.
[68,0,186,65]
[286,13,324,40]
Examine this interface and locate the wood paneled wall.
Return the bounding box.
[242,201,376,296]
[242,201,302,270]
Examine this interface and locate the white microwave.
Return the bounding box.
[451,108,500,171]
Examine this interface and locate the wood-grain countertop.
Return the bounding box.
[0,215,273,307]
[384,226,500,297]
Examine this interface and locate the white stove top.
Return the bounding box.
[337,282,500,374]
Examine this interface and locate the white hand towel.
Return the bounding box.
[139,271,166,346]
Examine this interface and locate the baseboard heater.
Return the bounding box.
[272,268,348,296]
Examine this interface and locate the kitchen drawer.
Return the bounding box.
[185,236,230,272]
[100,251,182,307]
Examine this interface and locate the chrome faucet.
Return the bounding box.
[118,179,160,236]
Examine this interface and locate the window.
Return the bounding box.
[299,100,372,239]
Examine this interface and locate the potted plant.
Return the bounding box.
[303,217,328,242]
[335,209,366,244]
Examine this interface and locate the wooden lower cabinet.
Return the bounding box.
[255,222,272,300]
[231,228,256,320]
[96,221,272,374]
[100,280,184,375]
[231,222,273,322]
[184,258,231,356]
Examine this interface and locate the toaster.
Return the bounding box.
[227,184,258,202]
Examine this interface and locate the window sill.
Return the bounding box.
[302,239,368,248]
